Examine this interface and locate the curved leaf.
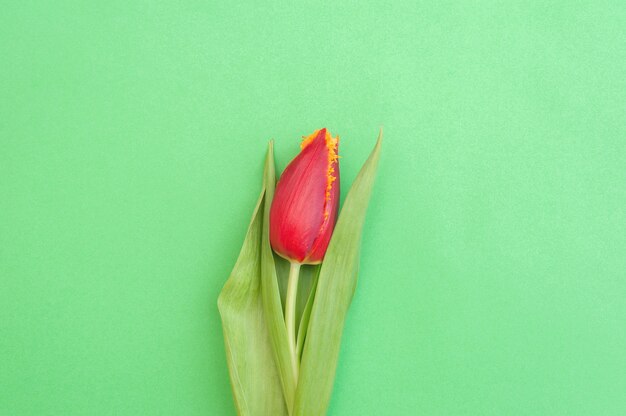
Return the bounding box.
[217,175,288,415]
[294,131,382,415]
[260,142,297,414]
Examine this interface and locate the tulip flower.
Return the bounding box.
[219,128,381,414]
[269,128,340,380]
[270,128,340,264]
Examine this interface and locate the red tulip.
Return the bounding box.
[270,128,340,265]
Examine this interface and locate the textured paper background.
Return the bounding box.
[1,2,625,415]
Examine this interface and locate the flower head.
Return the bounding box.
[270,128,340,264]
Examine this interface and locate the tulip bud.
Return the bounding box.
[270,128,340,265]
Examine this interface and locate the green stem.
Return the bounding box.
[285,261,301,383]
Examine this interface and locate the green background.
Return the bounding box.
[1,1,625,415]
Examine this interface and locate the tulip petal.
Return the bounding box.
[305,132,339,263]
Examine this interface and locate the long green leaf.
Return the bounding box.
[294,131,383,415]
[260,141,297,414]
[217,164,288,415]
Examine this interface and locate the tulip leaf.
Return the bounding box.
[217,174,288,414]
[294,131,382,415]
[260,142,298,414]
